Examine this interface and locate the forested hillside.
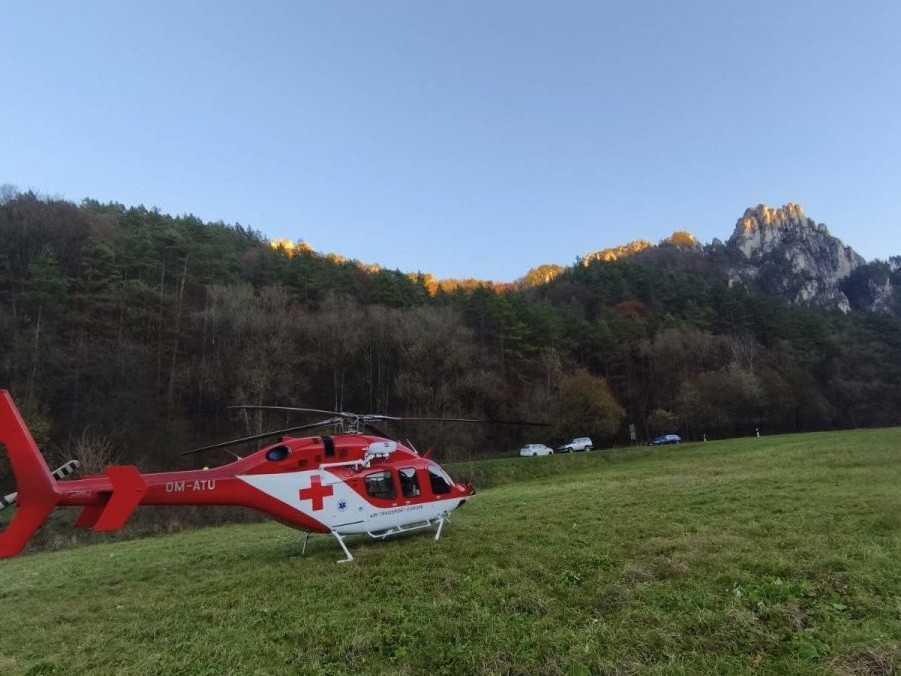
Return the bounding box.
[1,190,900,483]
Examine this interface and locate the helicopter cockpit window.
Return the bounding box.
[266,446,290,462]
[399,468,421,498]
[364,470,395,500]
[428,466,453,495]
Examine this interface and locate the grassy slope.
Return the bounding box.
[2,431,901,675]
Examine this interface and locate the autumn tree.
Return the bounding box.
[554,370,625,444]
[676,366,763,438]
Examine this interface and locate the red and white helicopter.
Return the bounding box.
[0,392,544,562]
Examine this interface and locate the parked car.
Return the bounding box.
[519,443,554,457]
[650,434,682,446]
[558,437,593,453]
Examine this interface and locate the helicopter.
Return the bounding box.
[0,391,545,562]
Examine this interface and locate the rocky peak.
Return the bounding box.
[520,264,565,287]
[730,203,823,256]
[726,203,866,313]
[661,231,701,249]
[582,240,653,265]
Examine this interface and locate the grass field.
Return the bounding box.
[2,430,901,675]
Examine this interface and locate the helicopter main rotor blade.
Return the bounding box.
[228,405,352,418]
[226,404,550,428]
[362,422,394,439]
[182,418,341,456]
[364,415,551,427]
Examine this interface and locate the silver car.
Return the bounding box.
[558,437,593,453]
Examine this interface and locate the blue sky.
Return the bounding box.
[3,1,900,280]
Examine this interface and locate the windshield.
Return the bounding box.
[428,464,454,494]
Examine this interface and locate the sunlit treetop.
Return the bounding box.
[270,239,314,258]
[661,231,700,248]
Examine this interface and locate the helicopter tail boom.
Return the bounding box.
[0,390,61,558]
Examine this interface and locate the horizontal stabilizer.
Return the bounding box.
[91,466,147,532]
[75,504,106,529]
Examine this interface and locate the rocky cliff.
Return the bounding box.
[841,257,901,316]
[723,203,866,313]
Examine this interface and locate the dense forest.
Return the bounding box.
[2,189,901,490]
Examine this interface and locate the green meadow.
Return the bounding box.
[2,430,901,675]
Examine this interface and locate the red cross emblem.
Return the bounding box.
[299,475,333,511]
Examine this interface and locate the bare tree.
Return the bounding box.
[70,429,117,474]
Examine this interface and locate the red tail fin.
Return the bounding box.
[0,391,59,558]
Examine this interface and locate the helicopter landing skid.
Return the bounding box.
[304,514,450,563]
[333,531,354,563]
[366,513,450,542]
[299,531,354,563]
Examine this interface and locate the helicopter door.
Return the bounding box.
[363,470,396,503]
[398,468,421,501]
[399,467,434,507]
[363,469,404,531]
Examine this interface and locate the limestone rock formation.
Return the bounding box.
[582,240,653,265]
[841,260,900,315]
[660,231,701,249]
[725,203,865,313]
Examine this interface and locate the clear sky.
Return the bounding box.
[3,1,900,280]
